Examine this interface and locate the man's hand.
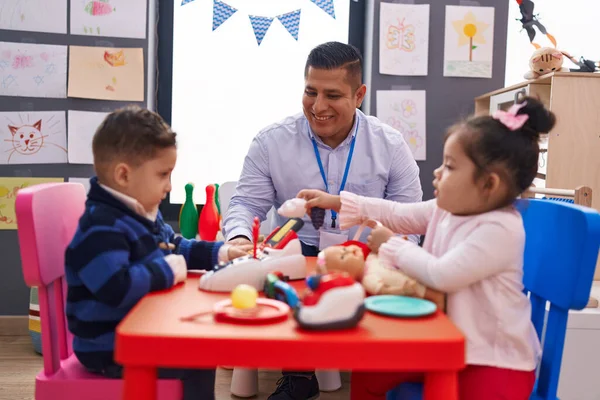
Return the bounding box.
[226,236,252,246]
[227,244,254,260]
[296,189,341,213]
[367,225,394,254]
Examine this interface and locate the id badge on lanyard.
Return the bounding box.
[309,116,359,230]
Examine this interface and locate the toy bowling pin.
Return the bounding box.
[179,183,198,239]
[198,184,220,241]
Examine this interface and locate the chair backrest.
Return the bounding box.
[16,182,87,376]
[219,180,275,235]
[516,199,600,400]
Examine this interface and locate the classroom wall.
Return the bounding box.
[363,0,509,201]
[0,0,157,316]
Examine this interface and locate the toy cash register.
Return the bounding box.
[198,218,307,293]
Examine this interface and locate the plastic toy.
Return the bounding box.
[310,207,326,229]
[198,184,220,240]
[231,284,258,310]
[263,272,300,308]
[179,183,198,239]
[294,271,365,330]
[198,218,307,292]
[515,0,556,49]
[277,198,307,218]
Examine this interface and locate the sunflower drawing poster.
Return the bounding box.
[443,5,494,78]
[67,46,144,101]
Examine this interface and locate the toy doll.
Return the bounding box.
[317,241,446,311]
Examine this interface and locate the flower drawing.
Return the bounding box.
[405,130,423,151]
[452,11,489,62]
[401,100,417,117]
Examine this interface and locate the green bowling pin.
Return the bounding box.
[179,183,199,239]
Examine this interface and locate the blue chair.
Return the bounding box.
[387,199,600,400]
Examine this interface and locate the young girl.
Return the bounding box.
[297,96,555,400]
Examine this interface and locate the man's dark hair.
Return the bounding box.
[304,41,363,88]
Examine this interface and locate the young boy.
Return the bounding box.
[65,106,249,400]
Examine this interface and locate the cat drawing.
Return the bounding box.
[6,120,66,164]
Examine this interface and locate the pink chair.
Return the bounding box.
[16,182,182,400]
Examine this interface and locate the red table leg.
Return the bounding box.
[424,371,458,400]
[123,366,157,400]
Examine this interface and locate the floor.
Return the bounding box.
[0,335,351,400]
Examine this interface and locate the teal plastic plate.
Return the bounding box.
[364,295,437,318]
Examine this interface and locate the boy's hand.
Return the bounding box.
[367,226,394,254]
[296,189,341,213]
[164,254,188,284]
[228,244,253,260]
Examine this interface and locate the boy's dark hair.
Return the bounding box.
[448,96,556,202]
[304,41,363,89]
[92,105,176,179]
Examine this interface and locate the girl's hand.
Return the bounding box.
[296,189,341,213]
[367,225,394,254]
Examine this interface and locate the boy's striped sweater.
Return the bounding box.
[65,177,222,370]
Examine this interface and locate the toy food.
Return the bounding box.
[231,284,258,310]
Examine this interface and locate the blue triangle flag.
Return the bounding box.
[249,15,274,45]
[277,10,301,41]
[310,0,335,19]
[181,0,194,5]
[212,0,237,31]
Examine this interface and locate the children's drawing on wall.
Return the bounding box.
[0,42,67,98]
[70,0,147,39]
[68,110,109,164]
[0,177,63,230]
[444,6,495,79]
[376,90,426,161]
[0,112,67,165]
[68,46,144,101]
[379,3,430,76]
[0,0,67,34]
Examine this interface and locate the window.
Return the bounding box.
[158,0,365,219]
[505,1,600,87]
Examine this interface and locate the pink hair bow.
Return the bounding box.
[492,102,529,131]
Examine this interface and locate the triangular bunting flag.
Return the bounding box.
[212,0,238,31]
[310,0,335,19]
[181,0,194,5]
[277,10,301,41]
[249,15,274,45]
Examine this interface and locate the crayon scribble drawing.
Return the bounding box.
[0,177,63,230]
[0,112,67,165]
[0,0,67,34]
[444,6,495,78]
[70,0,147,39]
[68,46,144,101]
[0,42,67,98]
[379,3,429,76]
[376,90,426,161]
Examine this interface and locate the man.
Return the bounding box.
[223,41,422,400]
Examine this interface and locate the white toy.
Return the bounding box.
[278,198,307,218]
[199,218,307,292]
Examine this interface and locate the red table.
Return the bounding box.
[116,258,465,400]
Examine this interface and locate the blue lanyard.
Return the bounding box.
[310,117,359,228]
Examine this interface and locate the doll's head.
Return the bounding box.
[529,47,564,76]
[317,242,370,281]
